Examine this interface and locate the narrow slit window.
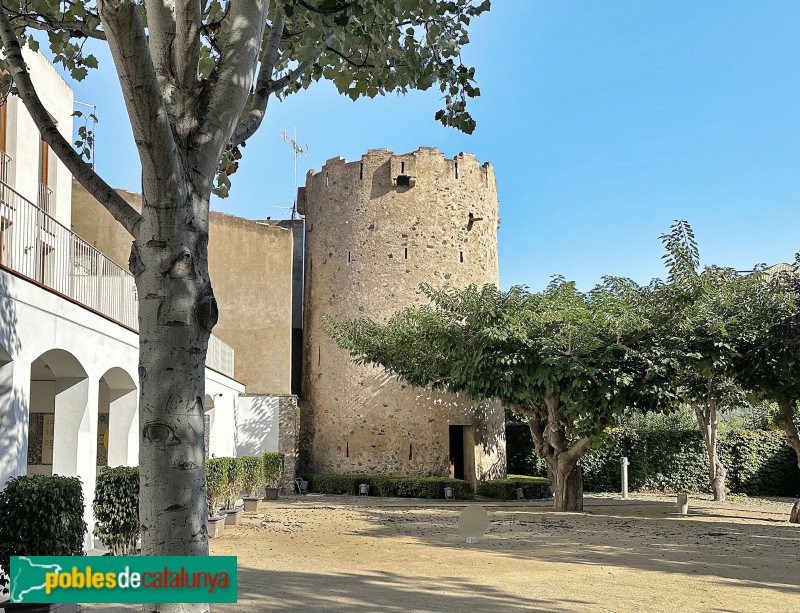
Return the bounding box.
[460,251,464,263]
[348,251,351,263]
[346,442,349,458]
[318,346,321,365]
[454,160,459,179]
[401,161,405,173]
[360,163,364,180]
[409,443,413,460]
[404,247,408,259]
[325,173,329,187]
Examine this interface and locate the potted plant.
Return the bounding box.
[262,452,284,500]
[241,456,266,513]
[205,458,228,538]
[93,466,140,555]
[223,457,245,525]
[0,475,86,609]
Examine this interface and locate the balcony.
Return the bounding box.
[0,180,235,377]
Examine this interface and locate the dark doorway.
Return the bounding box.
[449,425,465,480]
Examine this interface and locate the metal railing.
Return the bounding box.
[37,181,53,215]
[0,180,235,378]
[0,150,10,184]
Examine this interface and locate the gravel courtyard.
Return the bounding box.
[84,494,800,612]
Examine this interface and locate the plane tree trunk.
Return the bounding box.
[693,401,727,502]
[777,398,800,523]
[505,398,591,512]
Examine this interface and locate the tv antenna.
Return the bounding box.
[280,128,309,219]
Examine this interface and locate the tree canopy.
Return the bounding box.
[327,222,800,517]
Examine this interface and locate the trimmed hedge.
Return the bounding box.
[206,457,229,515]
[241,456,265,497]
[263,452,284,488]
[507,423,800,495]
[303,474,474,499]
[93,467,139,556]
[0,475,86,595]
[477,476,551,500]
[224,457,245,509]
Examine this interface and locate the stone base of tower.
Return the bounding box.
[298,391,506,484]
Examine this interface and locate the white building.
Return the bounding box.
[0,51,248,550]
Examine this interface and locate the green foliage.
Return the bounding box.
[477,476,551,500]
[0,475,86,590]
[303,474,474,499]
[240,456,265,497]
[262,452,285,488]
[92,467,139,556]
[224,457,245,509]
[508,426,800,496]
[205,457,229,516]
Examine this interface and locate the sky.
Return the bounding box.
[55,0,800,291]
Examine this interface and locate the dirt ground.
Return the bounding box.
[82,493,800,612]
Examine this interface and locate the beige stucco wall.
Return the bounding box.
[70,182,294,395]
[208,211,293,396]
[299,147,506,481]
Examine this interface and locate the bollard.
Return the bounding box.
[620,457,629,499]
[677,492,689,515]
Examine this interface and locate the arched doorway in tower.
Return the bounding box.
[27,349,88,477]
[97,367,137,470]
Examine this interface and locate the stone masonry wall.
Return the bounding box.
[299,148,506,481]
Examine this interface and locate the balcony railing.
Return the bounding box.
[0,150,10,184]
[37,181,53,215]
[0,180,235,378]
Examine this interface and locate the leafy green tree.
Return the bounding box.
[729,267,800,521]
[0,1,490,595]
[657,221,771,502]
[327,279,678,511]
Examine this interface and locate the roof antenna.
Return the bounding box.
[280,127,309,220]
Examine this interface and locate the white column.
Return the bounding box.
[107,387,138,467]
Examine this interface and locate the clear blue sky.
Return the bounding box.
[59,0,800,290]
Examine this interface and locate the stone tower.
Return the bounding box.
[297,147,505,482]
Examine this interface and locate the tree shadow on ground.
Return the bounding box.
[75,567,587,613]
[233,567,588,612]
[348,498,800,596]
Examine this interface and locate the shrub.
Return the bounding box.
[224,457,245,509]
[240,456,265,498]
[93,467,139,556]
[205,457,229,516]
[0,475,86,595]
[477,476,551,500]
[508,426,800,495]
[263,452,284,488]
[303,474,474,499]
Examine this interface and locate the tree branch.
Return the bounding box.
[0,6,141,235]
[6,12,106,40]
[175,0,202,89]
[229,9,285,147]
[97,0,182,201]
[265,31,336,94]
[199,0,269,173]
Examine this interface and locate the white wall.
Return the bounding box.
[4,49,74,225]
[0,268,244,549]
[236,395,279,456]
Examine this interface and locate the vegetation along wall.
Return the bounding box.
[507,424,800,496]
